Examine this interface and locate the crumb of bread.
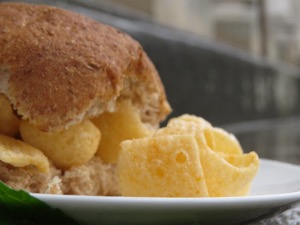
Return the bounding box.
[0,157,118,196]
[0,161,62,194]
[61,157,119,196]
[42,176,62,195]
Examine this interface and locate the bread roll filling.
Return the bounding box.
[0,94,150,195]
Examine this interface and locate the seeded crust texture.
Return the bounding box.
[0,2,171,132]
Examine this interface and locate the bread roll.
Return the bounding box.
[0,2,171,132]
[0,2,171,196]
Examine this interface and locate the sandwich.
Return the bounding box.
[0,2,171,196]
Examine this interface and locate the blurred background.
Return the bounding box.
[106,0,300,66]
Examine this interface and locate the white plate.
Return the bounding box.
[33,159,300,225]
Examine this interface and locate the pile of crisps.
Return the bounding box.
[0,95,150,174]
[0,93,103,173]
[118,115,260,197]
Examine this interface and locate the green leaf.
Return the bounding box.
[0,181,81,225]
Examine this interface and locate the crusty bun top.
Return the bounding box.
[0,2,171,132]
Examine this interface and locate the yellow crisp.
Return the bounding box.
[118,114,260,197]
[156,114,215,150]
[92,100,152,163]
[211,127,243,155]
[198,141,259,196]
[0,94,19,137]
[0,134,49,173]
[168,116,259,196]
[118,134,208,197]
[20,120,100,170]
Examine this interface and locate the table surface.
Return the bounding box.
[224,116,300,224]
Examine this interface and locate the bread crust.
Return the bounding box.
[0,3,171,132]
